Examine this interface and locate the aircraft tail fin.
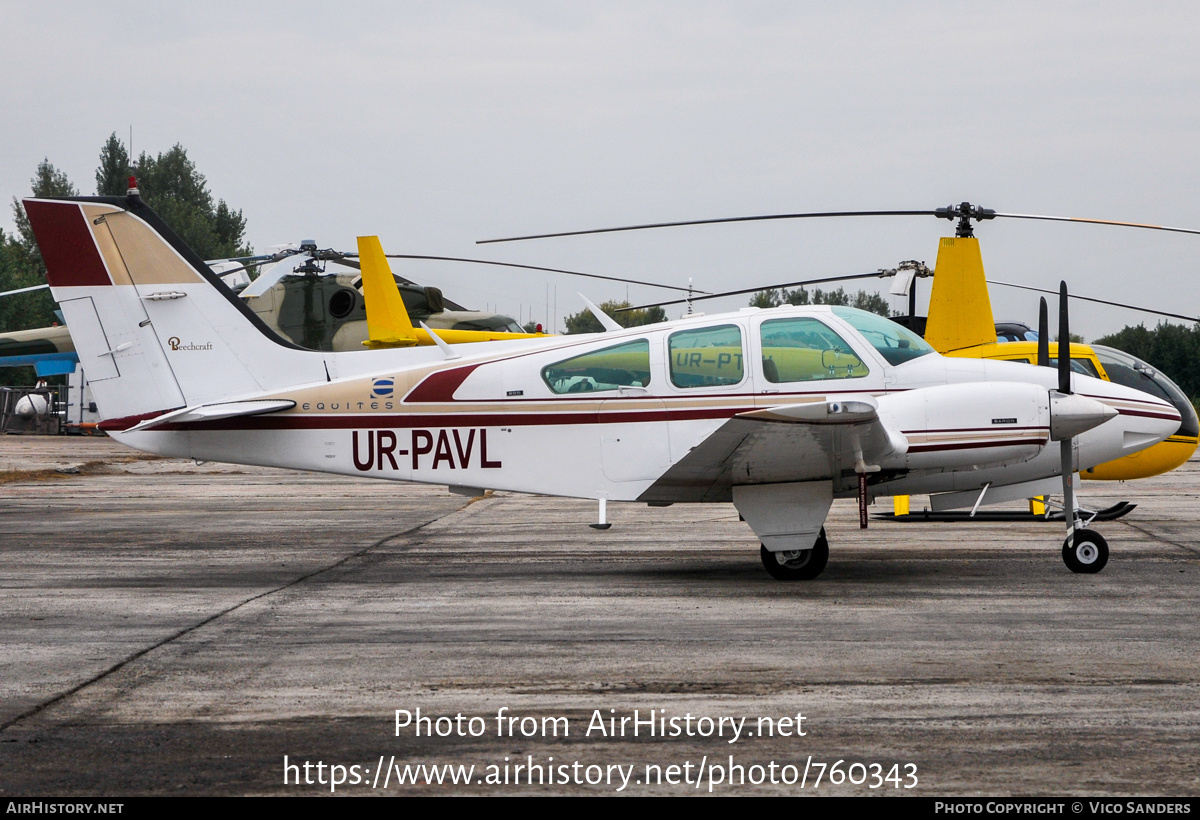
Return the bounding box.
[357,235,421,348]
[21,196,327,423]
[923,236,997,353]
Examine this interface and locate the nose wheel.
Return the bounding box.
[1062,528,1109,573]
[761,528,830,580]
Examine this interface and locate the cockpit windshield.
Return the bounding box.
[1092,345,1198,438]
[831,307,935,366]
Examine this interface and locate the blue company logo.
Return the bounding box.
[371,378,394,398]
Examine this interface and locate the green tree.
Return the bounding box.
[749,286,891,316]
[95,132,130,198]
[3,160,77,328]
[96,136,251,260]
[1096,322,1200,402]
[563,300,668,334]
[749,289,779,309]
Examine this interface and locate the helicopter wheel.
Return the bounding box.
[1062,528,1109,574]
[760,528,829,581]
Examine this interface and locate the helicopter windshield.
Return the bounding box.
[1092,345,1198,438]
[831,307,935,366]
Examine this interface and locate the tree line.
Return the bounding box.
[1095,322,1200,404]
[559,285,891,334]
[0,135,251,384]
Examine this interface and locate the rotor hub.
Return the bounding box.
[935,201,997,238]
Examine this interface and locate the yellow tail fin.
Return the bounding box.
[924,236,997,353]
[356,236,419,348]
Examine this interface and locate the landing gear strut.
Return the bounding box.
[760,528,829,581]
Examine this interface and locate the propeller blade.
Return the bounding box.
[1058,281,1071,395]
[477,210,939,244]
[993,211,1200,237]
[1056,281,1077,536]
[342,253,704,294]
[1037,297,1050,368]
[615,270,891,313]
[987,279,1200,324]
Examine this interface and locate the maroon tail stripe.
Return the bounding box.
[22,201,111,287]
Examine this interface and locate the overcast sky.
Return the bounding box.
[4,1,1199,337]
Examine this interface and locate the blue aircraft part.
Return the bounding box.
[0,351,79,375]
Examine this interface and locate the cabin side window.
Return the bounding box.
[668,324,744,388]
[759,317,869,383]
[542,339,652,394]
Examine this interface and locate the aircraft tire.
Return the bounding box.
[1062,528,1109,574]
[760,529,829,581]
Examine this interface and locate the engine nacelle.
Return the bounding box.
[878,382,1050,470]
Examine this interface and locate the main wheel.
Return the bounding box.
[1062,528,1109,574]
[760,528,829,581]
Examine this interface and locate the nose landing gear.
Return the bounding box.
[1062,528,1109,574]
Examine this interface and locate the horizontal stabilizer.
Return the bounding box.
[132,399,296,431]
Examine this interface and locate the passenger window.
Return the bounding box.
[542,339,651,394]
[669,325,744,388]
[759,318,869,382]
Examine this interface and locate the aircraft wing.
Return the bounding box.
[0,324,79,376]
[638,398,902,503]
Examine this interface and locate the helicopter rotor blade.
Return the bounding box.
[479,202,1200,245]
[615,270,892,313]
[341,253,704,294]
[206,254,275,265]
[478,210,939,244]
[992,212,1200,237]
[0,283,50,299]
[236,261,297,298]
[987,279,1199,324]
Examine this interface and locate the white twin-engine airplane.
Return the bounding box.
[23,192,1182,580]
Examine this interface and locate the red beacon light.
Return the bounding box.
[126,175,142,202]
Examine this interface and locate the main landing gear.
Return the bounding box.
[1062,528,1109,574]
[760,528,830,581]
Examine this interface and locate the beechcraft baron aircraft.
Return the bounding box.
[23,192,1181,579]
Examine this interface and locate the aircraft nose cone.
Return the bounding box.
[1049,391,1118,441]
